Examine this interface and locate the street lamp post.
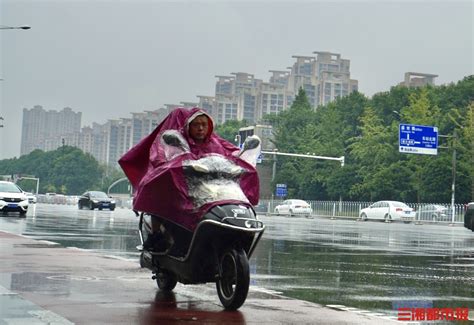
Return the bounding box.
[0,79,3,127]
[0,25,31,125]
[439,132,458,224]
[0,25,31,30]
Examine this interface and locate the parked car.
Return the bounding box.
[416,204,452,222]
[0,181,29,216]
[24,192,37,204]
[359,200,415,222]
[274,199,312,217]
[464,202,474,231]
[78,191,116,211]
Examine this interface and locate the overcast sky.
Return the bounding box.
[1,0,472,159]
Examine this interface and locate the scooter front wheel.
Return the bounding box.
[156,270,177,291]
[216,248,249,310]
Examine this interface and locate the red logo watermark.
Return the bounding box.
[397,307,469,321]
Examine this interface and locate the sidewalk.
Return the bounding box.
[0,231,401,324]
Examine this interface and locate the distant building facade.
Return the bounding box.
[130,109,170,146]
[399,72,438,88]
[19,50,358,168]
[199,51,358,125]
[21,105,82,155]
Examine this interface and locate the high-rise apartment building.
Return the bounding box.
[258,70,293,118]
[197,95,216,118]
[19,50,359,169]
[21,105,82,155]
[202,51,358,125]
[180,101,198,108]
[399,72,438,88]
[105,118,132,167]
[79,123,108,164]
[130,108,170,146]
[288,52,358,107]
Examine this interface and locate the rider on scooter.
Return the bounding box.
[146,109,237,250]
[119,107,259,252]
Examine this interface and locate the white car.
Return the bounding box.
[24,192,37,204]
[274,199,313,217]
[0,181,29,216]
[359,200,415,222]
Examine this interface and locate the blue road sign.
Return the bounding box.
[399,124,438,155]
[275,183,287,197]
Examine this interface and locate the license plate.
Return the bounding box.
[405,211,411,214]
[102,204,109,207]
[8,203,18,208]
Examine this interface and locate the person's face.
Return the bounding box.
[189,115,209,143]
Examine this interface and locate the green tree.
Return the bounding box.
[0,146,103,194]
[449,103,474,202]
[271,88,314,151]
[270,88,322,198]
[462,103,474,201]
[214,119,249,143]
[400,89,445,202]
[349,106,395,200]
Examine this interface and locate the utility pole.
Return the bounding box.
[439,131,457,224]
[451,130,457,224]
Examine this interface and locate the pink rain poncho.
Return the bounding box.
[118,107,259,230]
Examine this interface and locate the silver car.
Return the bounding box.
[416,204,452,222]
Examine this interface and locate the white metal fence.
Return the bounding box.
[257,199,466,224]
[36,194,466,224]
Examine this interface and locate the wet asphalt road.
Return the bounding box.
[1,203,473,321]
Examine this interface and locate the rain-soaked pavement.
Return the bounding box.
[0,204,473,324]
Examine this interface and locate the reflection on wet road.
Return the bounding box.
[1,204,473,318]
[254,215,474,318]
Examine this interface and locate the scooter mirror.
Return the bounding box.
[239,136,260,156]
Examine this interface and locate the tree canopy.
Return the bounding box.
[0,146,113,195]
[263,76,474,203]
[1,76,472,203]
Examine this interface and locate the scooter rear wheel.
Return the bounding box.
[156,270,177,291]
[216,248,249,310]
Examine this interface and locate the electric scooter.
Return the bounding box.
[136,136,265,310]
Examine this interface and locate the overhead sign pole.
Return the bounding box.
[261,151,344,167]
[262,150,345,208]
